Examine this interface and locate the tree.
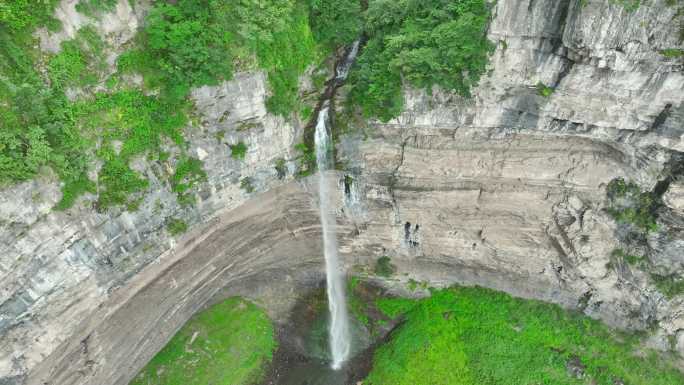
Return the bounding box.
[308,0,362,49]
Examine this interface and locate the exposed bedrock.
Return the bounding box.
[1,0,683,384]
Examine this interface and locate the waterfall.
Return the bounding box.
[335,40,360,80]
[315,107,351,370]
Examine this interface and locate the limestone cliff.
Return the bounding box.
[1,1,683,384]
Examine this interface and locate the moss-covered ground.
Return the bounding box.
[129,297,276,385]
[364,286,683,385]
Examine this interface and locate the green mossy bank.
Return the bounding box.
[364,286,684,385]
[129,297,276,385]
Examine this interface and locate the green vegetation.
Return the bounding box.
[96,148,148,211]
[374,256,396,277]
[349,0,494,121]
[300,105,314,121]
[77,90,189,210]
[116,1,234,101]
[171,157,206,205]
[0,0,332,208]
[230,142,248,160]
[119,0,318,116]
[0,0,495,203]
[48,26,106,89]
[365,286,684,385]
[55,176,96,210]
[0,0,61,32]
[606,178,659,232]
[610,248,645,266]
[130,297,276,385]
[0,3,191,210]
[610,0,642,12]
[75,0,118,17]
[257,2,318,116]
[307,0,362,49]
[274,158,288,179]
[0,13,82,188]
[240,177,255,193]
[607,249,684,299]
[660,48,684,58]
[166,218,188,236]
[536,81,555,97]
[294,142,316,177]
[375,296,416,318]
[0,18,138,210]
[651,274,684,299]
[348,276,370,326]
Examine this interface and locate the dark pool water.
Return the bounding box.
[259,285,389,385]
[263,357,351,385]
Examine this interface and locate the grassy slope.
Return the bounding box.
[130,297,276,385]
[366,287,684,385]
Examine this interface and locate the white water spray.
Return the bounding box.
[336,40,360,80]
[315,107,351,370]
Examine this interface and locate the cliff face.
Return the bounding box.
[345,0,683,317]
[1,1,683,384]
[343,0,683,350]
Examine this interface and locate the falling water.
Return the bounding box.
[336,40,360,80]
[315,107,351,370]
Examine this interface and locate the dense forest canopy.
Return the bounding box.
[350,0,493,121]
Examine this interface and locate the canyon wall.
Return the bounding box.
[340,0,684,344]
[1,0,683,384]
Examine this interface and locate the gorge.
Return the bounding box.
[1,0,684,384]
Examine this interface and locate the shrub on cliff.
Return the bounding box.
[166,218,188,236]
[0,12,98,197]
[375,256,396,277]
[230,142,248,160]
[606,178,659,232]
